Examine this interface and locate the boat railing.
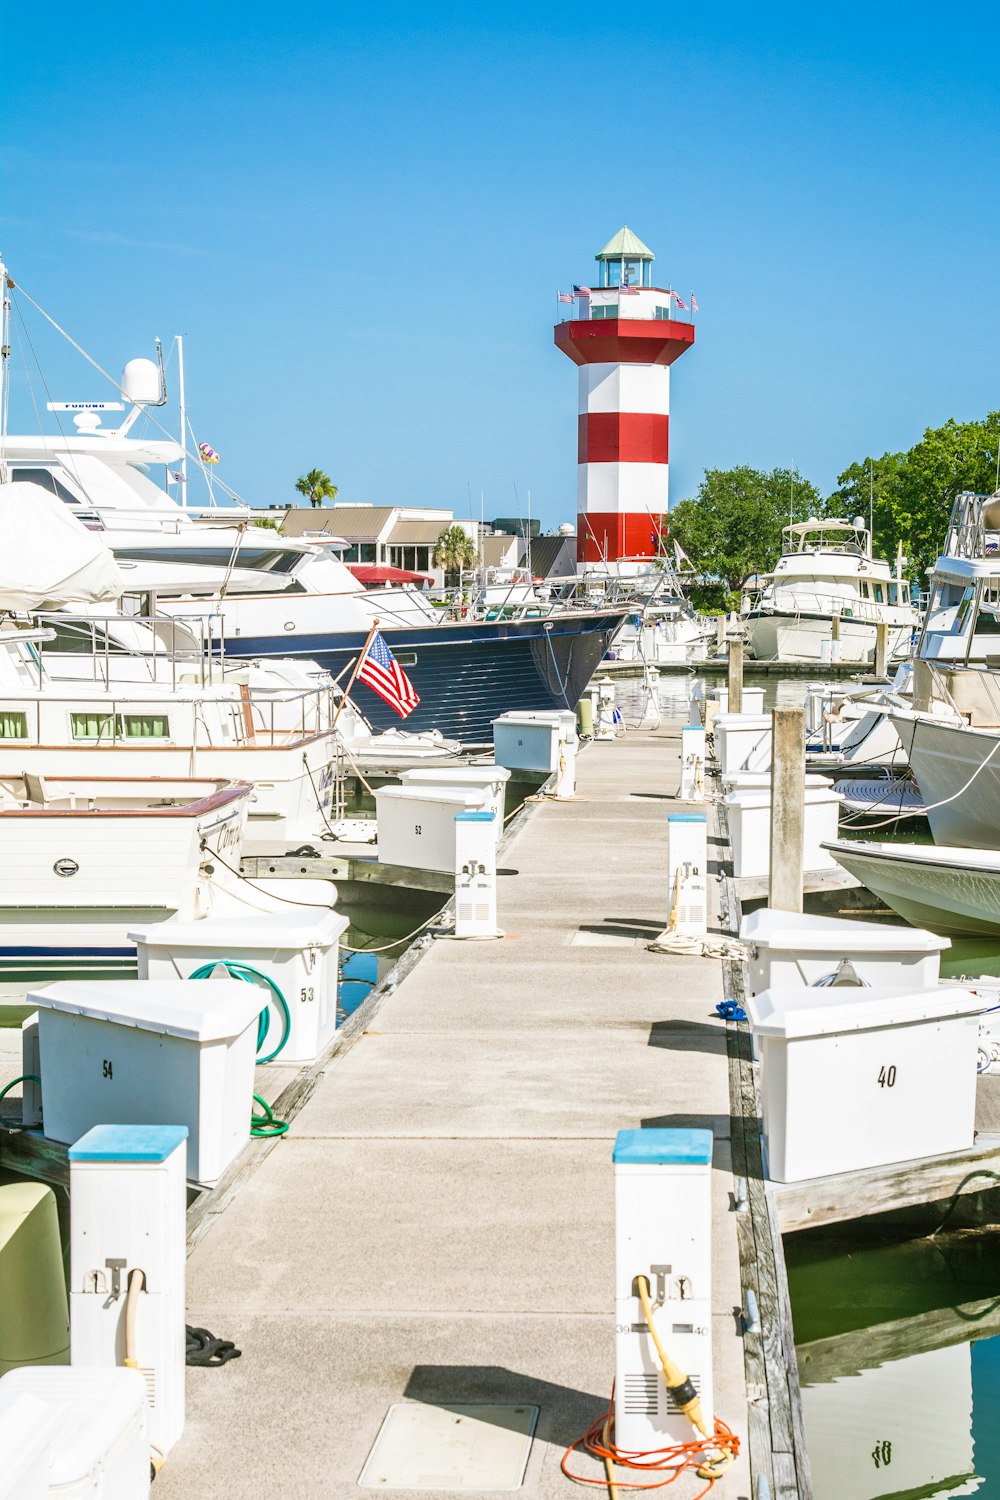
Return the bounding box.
[941,491,1000,560]
[29,610,226,693]
[0,681,340,749]
[750,588,910,625]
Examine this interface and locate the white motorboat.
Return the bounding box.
[823,837,1000,936]
[742,518,916,665]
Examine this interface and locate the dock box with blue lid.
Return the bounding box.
[30,979,262,1186]
[69,1125,187,1456]
[613,1128,714,1452]
[399,765,510,826]
[129,907,349,1066]
[0,1366,150,1500]
[740,908,949,994]
[747,984,984,1182]
[375,785,494,874]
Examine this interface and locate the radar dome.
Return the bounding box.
[121,358,161,405]
[558,523,575,536]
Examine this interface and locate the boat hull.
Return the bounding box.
[745,611,911,665]
[890,714,1000,850]
[824,839,1000,936]
[222,611,628,743]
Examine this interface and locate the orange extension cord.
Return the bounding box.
[562,1400,739,1497]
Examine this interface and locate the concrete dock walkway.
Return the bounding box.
[157,722,752,1499]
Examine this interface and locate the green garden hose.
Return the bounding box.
[186,962,292,1139]
[187,960,292,1064]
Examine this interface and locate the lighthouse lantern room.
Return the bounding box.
[554,227,694,568]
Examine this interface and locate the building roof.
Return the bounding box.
[595,225,655,261]
[281,505,395,539]
[525,535,575,579]
[481,534,518,567]
[386,519,453,545]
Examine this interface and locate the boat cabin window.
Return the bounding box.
[69,712,171,741]
[10,466,82,507]
[0,712,28,739]
[71,712,124,741]
[872,583,885,603]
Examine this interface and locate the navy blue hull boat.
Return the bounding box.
[225,608,628,743]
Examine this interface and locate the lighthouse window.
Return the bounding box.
[654,306,672,320]
[592,305,617,320]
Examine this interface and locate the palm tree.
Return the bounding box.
[295,469,338,509]
[433,524,478,585]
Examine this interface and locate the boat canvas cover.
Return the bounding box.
[0,481,124,608]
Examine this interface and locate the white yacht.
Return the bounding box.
[742,518,917,664]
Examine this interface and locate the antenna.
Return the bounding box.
[177,335,188,511]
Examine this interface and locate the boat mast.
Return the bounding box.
[177,334,188,510]
[0,255,9,485]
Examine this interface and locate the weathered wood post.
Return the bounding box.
[875,620,889,680]
[727,636,744,715]
[715,615,726,655]
[769,706,805,913]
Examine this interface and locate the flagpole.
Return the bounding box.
[331,617,381,731]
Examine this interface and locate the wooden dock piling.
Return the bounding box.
[768,707,805,914]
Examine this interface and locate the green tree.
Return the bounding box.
[832,411,1000,581]
[433,524,478,584]
[294,468,338,509]
[667,466,825,608]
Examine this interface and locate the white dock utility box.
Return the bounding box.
[0,1366,150,1500]
[400,765,510,826]
[69,1125,187,1457]
[708,686,765,717]
[724,786,842,879]
[0,1392,53,1500]
[747,984,983,1182]
[375,785,493,874]
[721,771,829,794]
[713,713,772,776]
[130,908,350,1066]
[613,1129,713,1451]
[492,711,575,774]
[30,980,263,1186]
[740,908,949,995]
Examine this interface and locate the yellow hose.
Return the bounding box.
[123,1267,145,1371]
[636,1276,734,1478]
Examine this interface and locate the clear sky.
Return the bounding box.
[3,2,999,530]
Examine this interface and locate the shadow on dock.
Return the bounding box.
[402,1366,608,1451]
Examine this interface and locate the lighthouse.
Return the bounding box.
[554,227,694,568]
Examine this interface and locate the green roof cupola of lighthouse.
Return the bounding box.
[595,226,655,288]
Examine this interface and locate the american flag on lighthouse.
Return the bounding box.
[357,631,420,719]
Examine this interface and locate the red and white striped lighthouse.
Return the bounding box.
[554,227,694,567]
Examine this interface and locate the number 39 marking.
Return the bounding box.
[877,1065,896,1088]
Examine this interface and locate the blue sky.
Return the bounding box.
[3,3,1000,529]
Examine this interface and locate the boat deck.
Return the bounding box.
[150,723,758,1498]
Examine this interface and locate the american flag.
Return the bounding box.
[671,291,688,311]
[573,285,592,298]
[691,293,699,313]
[558,290,574,303]
[357,631,420,719]
[619,284,640,295]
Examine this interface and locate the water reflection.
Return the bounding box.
[788,1228,1000,1498]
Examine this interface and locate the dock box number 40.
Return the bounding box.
[877,1065,897,1088]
